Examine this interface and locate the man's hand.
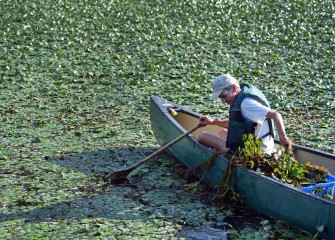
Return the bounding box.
[280,136,294,155]
[279,137,293,154]
[279,135,290,147]
[199,115,213,126]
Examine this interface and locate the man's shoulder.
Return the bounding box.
[241,97,260,105]
[241,98,270,112]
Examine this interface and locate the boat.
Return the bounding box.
[149,95,335,240]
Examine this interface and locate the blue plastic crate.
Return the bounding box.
[300,181,335,201]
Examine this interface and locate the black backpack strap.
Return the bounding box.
[258,119,274,140]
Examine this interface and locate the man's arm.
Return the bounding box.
[266,109,290,146]
[199,115,229,128]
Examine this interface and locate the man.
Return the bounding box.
[199,74,290,154]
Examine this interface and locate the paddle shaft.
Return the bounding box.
[126,124,202,172]
[103,122,205,181]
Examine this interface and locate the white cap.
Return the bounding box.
[210,74,237,100]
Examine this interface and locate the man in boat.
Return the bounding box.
[199,74,290,154]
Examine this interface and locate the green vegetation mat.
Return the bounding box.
[0,0,334,239]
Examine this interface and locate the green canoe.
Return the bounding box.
[150,95,335,239]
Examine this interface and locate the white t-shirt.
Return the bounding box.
[240,98,274,154]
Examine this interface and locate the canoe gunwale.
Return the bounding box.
[274,139,335,160]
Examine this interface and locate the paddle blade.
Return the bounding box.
[103,168,133,183]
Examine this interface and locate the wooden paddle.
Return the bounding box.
[103,122,204,182]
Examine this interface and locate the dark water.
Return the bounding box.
[176,225,228,240]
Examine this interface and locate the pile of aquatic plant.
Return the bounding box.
[210,134,330,205]
[236,134,329,187]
